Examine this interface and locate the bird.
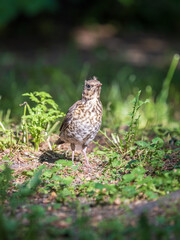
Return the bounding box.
[56,76,103,167]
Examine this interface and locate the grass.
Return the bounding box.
[0,50,180,123]
[0,51,180,239]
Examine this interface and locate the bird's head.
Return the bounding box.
[82,76,102,101]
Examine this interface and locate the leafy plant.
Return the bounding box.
[0,121,16,151]
[98,90,149,163]
[116,166,180,200]
[0,166,58,240]
[0,166,12,203]
[0,165,44,210]
[21,91,64,150]
[136,137,165,171]
[0,107,16,151]
[125,90,149,149]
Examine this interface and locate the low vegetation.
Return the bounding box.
[0,55,180,239]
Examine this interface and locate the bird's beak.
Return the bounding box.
[97,83,102,87]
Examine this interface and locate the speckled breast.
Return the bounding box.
[62,99,102,145]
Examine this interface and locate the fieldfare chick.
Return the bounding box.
[56,76,103,167]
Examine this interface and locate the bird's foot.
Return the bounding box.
[85,162,92,169]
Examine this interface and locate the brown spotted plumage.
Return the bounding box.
[56,76,103,167]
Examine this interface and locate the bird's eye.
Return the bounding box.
[86,84,91,88]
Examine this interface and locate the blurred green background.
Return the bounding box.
[0,0,180,128]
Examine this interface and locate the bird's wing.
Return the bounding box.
[60,100,82,132]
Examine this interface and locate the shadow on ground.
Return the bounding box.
[38,150,72,163]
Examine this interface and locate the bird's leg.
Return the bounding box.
[82,145,91,167]
[70,143,75,165]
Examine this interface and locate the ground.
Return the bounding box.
[0,131,179,239]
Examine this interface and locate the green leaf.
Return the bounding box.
[132,166,146,176]
[175,140,180,146]
[34,91,52,99]
[123,173,135,183]
[43,169,54,178]
[152,137,164,147]
[112,159,121,167]
[122,186,136,198]
[136,141,149,147]
[145,190,158,199]
[95,183,105,190]
[51,175,62,181]
[61,188,71,197]
[22,93,31,96]
[62,177,73,185]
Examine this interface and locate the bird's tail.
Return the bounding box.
[55,138,65,145]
